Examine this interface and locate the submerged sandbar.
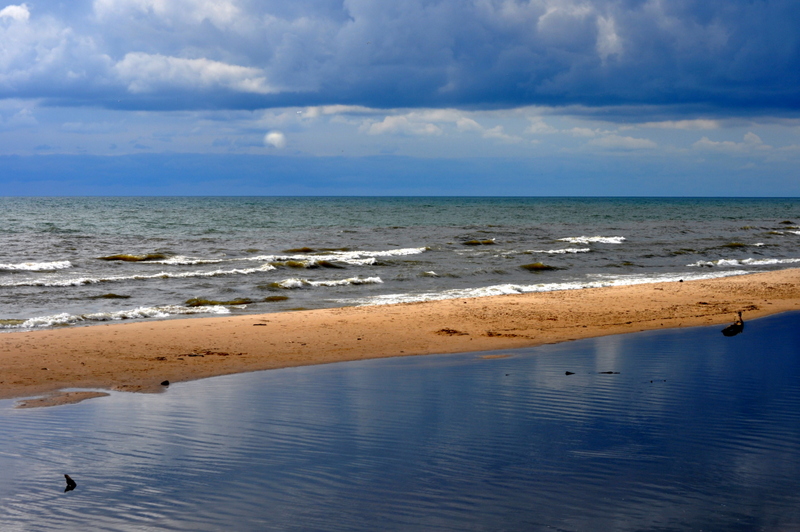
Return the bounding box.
[2,269,800,406]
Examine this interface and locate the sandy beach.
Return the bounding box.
[2,268,799,407]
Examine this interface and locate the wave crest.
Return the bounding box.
[1,264,276,288]
[0,305,231,329]
[271,276,383,289]
[688,257,800,267]
[0,261,72,271]
[525,248,591,254]
[557,236,626,244]
[336,270,748,306]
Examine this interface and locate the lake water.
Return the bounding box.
[3,197,800,330]
[1,312,799,531]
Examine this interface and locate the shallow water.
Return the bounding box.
[1,312,799,531]
[2,197,800,329]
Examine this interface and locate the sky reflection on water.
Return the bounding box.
[1,313,799,531]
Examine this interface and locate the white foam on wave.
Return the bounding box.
[272,257,378,268]
[1,263,276,288]
[688,257,800,267]
[0,260,72,271]
[0,305,231,329]
[337,247,428,258]
[334,270,749,307]
[525,248,591,254]
[148,256,225,265]
[272,276,383,289]
[136,247,423,268]
[335,257,378,266]
[252,247,426,265]
[557,236,626,244]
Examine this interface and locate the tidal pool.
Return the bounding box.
[1,312,799,531]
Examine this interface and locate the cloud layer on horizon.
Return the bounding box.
[2,0,799,114]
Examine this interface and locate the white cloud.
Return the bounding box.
[525,116,558,134]
[114,53,276,94]
[0,102,36,129]
[264,130,286,149]
[589,134,657,149]
[569,127,598,137]
[361,109,524,142]
[596,15,622,61]
[641,119,720,130]
[482,125,522,143]
[94,0,241,27]
[301,105,375,119]
[0,7,111,91]
[693,132,772,152]
[365,115,442,136]
[0,3,29,22]
[456,117,482,132]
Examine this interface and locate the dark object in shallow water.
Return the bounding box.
[97,253,168,262]
[161,380,170,386]
[565,371,575,375]
[598,371,620,374]
[521,262,560,272]
[722,311,744,337]
[185,297,253,307]
[64,475,77,492]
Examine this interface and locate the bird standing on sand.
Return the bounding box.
[64,474,77,492]
[721,311,744,337]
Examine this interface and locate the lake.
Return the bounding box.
[1,312,799,531]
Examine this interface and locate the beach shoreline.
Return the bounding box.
[3,268,800,407]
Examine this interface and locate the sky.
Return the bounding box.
[1,0,799,196]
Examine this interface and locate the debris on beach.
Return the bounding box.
[436,328,469,336]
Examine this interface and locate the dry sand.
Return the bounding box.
[3,269,800,407]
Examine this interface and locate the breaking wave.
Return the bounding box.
[1,264,277,288]
[0,305,231,329]
[145,247,424,267]
[525,248,591,254]
[148,256,226,265]
[688,257,800,267]
[251,247,426,265]
[271,276,383,289]
[0,261,72,272]
[335,270,748,306]
[557,236,626,244]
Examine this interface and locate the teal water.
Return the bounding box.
[1,312,799,531]
[2,197,800,328]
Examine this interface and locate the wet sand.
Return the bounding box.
[2,269,800,407]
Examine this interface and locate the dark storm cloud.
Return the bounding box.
[1,0,798,114]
